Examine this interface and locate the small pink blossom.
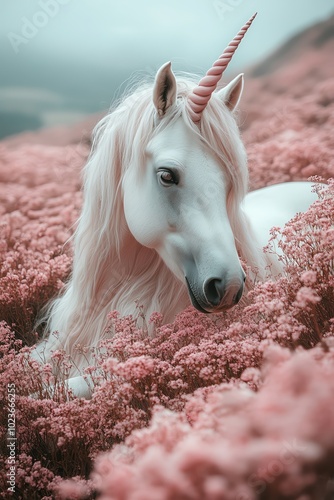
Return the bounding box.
[295,287,321,308]
[300,270,317,285]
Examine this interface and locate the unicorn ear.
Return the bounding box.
[153,61,177,117]
[217,73,244,112]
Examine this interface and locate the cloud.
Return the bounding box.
[0,87,64,114]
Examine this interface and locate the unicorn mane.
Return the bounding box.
[36,75,269,375]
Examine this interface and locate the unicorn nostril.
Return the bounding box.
[203,278,222,307]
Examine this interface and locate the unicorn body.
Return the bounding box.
[34,15,318,396]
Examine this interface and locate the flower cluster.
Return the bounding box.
[0,144,87,341]
[92,344,334,500]
[242,68,334,190]
[0,177,332,498]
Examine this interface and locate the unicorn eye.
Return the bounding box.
[157,169,178,186]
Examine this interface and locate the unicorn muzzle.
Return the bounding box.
[185,270,246,313]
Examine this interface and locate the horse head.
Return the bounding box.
[123,14,256,313]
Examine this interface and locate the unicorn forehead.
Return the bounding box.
[186,13,257,123]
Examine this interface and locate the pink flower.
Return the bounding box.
[300,270,317,285]
[295,287,321,308]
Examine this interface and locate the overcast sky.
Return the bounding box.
[1,0,334,135]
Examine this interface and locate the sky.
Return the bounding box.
[1,0,334,137]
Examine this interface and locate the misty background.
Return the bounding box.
[1,0,334,139]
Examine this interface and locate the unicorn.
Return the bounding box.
[34,14,318,397]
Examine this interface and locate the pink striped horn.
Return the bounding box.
[187,13,257,123]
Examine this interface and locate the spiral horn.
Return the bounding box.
[187,13,257,123]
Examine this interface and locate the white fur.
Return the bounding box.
[243,182,318,251]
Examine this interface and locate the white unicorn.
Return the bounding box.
[34,14,318,397]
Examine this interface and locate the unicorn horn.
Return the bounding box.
[187,13,257,123]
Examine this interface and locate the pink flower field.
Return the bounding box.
[1,17,334,500]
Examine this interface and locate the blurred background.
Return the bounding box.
[1,0,334,140]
